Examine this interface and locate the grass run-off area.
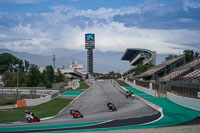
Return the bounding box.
[0,98,72,123]
[76,81,90,90]
[116,80,130,87]
[0,99,17,106]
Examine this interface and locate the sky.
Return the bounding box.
[0,0,200,56]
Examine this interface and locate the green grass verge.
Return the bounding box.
[0,98,72,123]
[76,81,90,90]
[116,80,130,87]
[0,99,17,106]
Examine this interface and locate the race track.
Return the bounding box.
[0,80,160,132]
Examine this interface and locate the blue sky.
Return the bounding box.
[0,0,200,55]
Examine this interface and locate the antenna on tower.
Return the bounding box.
[53,55,56,69]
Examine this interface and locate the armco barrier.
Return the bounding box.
[167,92,200,111]
[25,94,51,106]
[125,80,158,97]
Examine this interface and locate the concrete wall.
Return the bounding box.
[167,92,200,111]
[25,94,51,106]
[125,80,158,97]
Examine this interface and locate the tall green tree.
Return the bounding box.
[195,52,199,59]
[24,60,30,72]
[184,50,195,63]
[0,53,18,73]
[55,69,64,82]
[41,69,48,86]
[3,71,16,87]
[28,64,41,87]
[16,59,24,72]
[45,65,54,83]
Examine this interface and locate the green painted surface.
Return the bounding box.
[0,120,106,132]
[125,86,154,98]
[1,86,200,133]
[62,91,83,96]
[125,86,200,126]
[53,86,200,132]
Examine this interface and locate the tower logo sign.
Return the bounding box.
[85,34,95,43]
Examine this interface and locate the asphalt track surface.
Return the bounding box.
[0,80,160,132]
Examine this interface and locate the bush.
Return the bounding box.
[46,82,52,88]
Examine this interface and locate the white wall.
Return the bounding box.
[0,89,58,95]
[125,80,158,97]
[69,80,80,90]
[25,94,51,106]
[167,92,200,111]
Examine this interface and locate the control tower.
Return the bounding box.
[85,33,95,74]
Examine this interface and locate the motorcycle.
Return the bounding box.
[107,103,117,112]
[131,94,135,99]
[25,113,40,123]
[126,91,134,100]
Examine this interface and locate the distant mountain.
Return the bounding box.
[0,48,168,73]
[0,49,130,73]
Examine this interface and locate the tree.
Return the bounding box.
[134,63,154,76]
[184,50,195,63]
[18,71,29,87]
[165,54,178,61]
[27,64,41,87]
[195,52,199,59]
[0,53,18,73]
[24,60,30,72]
[55,69,64,82]
[3,71,16,87]
[41,69,48,86]
[45,65,54,83]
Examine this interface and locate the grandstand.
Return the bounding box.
[121,48,156,78]
[136,55,185,80]
[122,49,200,98]
[160,58,200,81]
[183,69,200,79]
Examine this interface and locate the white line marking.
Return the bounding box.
[41,81,91,120]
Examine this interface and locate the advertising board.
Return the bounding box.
[85,33,95,49]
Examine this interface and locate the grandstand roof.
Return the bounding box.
[136,55,184,79]
[121,48,156,66]
[121,48,153,60]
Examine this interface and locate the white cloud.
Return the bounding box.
[0,6,199,55]
[50,6,141,21]
[183,0,200,11]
